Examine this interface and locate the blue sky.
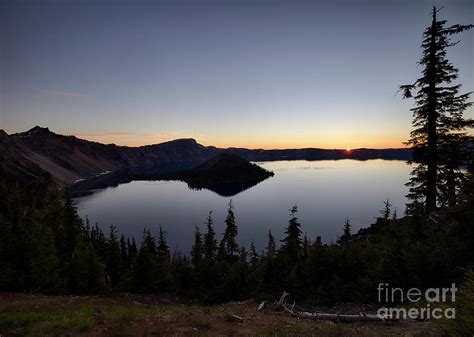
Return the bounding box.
[1,0,473,148]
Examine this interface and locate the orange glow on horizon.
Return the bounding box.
[72,132,409,150]
[205,139,409,150]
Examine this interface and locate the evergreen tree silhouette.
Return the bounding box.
[400,7,473,214]
[203,211,217,263]
[191,226,203,266]
[249,241,259,267]
[280,205,303,263]
[265,230,276,257]
[380,199,392,220]
[120,235,128,268]
[221,200,239,260]
[338,219,352,244]
[157,225,170,258]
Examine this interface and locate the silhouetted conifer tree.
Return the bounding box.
[249,241,259,267]
[338,219,351,244]
[120,235,128,264]
[265,230,276,257]
[400,7,473,214]
[221,200,238,260]
[126,237,138,281]
[134,229,158,291]
[191,226,203,266]
[157,225,170,258]
[203,211,217,262]
[380,199,392,220]
[129,238,138,260]
[280,205,303,263]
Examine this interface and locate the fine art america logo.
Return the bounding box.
[377,283,457,320]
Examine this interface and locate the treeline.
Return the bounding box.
[1,169,473,304]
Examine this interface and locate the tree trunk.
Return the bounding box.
[426,7,438,214]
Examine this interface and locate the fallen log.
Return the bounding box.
[261,292,400,323]
[281,305,399,323]
[224,314,244,324]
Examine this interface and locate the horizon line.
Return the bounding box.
[2,126,410,151]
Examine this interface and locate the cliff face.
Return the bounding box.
[0,129,50,182]
[1,126,412,186]
[6,127,219,184]
[10,127,127,183]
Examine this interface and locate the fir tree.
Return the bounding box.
[400,7,473,214]
[265,230,276,257]
[129,238,138,260]
[127,238,138,272]
[338,219,352,244]
[134,229,159,291]
[157,225,170,258]
[280,205,303,263]
[191,226,203,266]
[380,199,392,220]
[203,211,217,262]
[120,235,128,266]
[221,200,239,260]
[249,241,259,267]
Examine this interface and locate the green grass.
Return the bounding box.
[0,304,167,337]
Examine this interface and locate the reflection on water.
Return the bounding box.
[75,159,411,254]
[187,179,272,197]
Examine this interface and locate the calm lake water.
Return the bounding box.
[75,159,411,254]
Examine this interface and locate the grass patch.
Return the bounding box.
[0,303,167,337]
[0,309,49,328]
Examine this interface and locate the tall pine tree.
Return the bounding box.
[400,7,473,214]
[221,200,238,260]
[191,226,203,266]
[249,241,259,267]
[338,219,352,244]
[280,205,303,263]
[265,230,276,257]
[203,211,217,263]
[157,225,170,258]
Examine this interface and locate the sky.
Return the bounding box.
[1,0,473,149]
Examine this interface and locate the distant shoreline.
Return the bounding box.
[1,126,412,188]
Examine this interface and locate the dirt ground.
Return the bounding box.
[0,292,443,337]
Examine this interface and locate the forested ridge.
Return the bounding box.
[1,168,473,305]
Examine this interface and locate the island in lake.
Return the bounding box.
[133,153,275,196]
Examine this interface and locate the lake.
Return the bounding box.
[75,159,411,254]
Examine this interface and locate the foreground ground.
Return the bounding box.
[0,293,443,337]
